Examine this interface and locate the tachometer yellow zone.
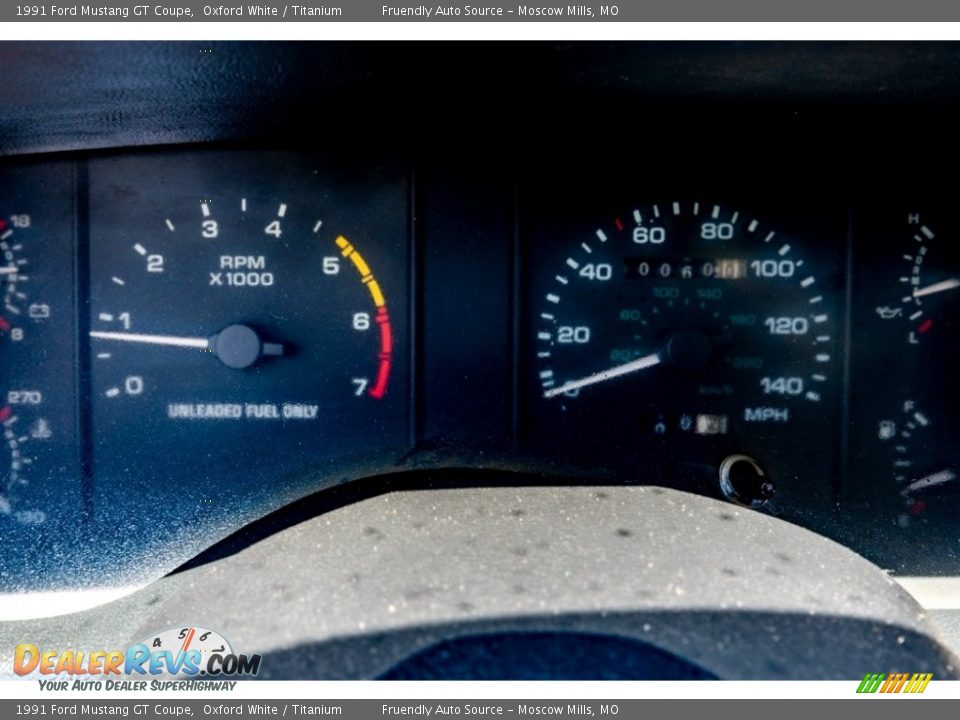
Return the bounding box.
[335,235,392,398]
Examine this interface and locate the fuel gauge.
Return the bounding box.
[876,399,956,529]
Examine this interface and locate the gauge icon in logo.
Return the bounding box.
[140,626,234,677]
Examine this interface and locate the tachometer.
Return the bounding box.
[524,200,843,510]
[86,152,409,531]
[91,203,393,410]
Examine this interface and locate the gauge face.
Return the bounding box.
[0,165,78,540]
[0,213,52,524]
[87,153,409,525]
[524,200,843,510]
[858,209,959,536]
[91,202,392,412]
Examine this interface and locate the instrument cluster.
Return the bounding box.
[0,144,956,589]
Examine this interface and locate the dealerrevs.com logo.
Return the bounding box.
[14,626,261,681]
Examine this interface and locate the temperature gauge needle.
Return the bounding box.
[89,330,209,349]
[543,352,661,399]
[913,278,960,299]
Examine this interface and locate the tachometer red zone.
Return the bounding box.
[335,235,393,400]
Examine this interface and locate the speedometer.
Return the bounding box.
[523,200,843,511]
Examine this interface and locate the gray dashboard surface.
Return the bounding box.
[1,486,956,679]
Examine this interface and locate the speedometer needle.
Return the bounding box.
[543,352,661,399]
[89,330,210,349]
[913,278,960,299]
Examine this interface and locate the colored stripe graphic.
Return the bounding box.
[857,673,885,693]
[857,672,932,694]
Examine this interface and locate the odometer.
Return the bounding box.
[524,201,842,511]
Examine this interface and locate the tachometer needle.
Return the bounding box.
[543,352,661,399]
[89,330,210,349]
[913,278,960,299]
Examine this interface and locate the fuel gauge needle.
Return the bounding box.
[89,330,210,349]
[901,469,956,496]
[543,352,661,399]
[913,278,960,299]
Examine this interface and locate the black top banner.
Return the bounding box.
[6,0,960,21]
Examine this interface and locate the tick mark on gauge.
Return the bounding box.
[595,229,607,242]
[201,203,211,218]
[546,293,560,304]
[566,258,580,270]
[277,203,287,218]
[111,277,125,286]
[581,243,592,254]
[764,231,775,243]
[313,220,323,233]
[778,244,791,256]
[800,276,815,288]
[815,353,831,362]
[105,387,120,398]
[711,205,720,219]
[813,314,828,323]
[96,352,111,359]
[809,296,822,304]
[633,209,642,224]
[673,202,681,215]
[133,244,147,256]
[921,225,935,239]
[98,313,114,322]
[748,220,758,233]
[556,275,568,285]
[241,198,247,213]
[165,219,175,232]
